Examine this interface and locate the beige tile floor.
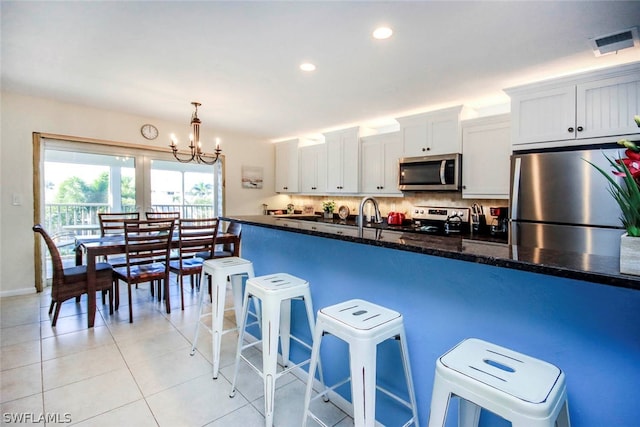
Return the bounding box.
[1,278,353,426]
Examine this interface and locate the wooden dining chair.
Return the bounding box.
[145,211,181,220]
[168,217,220,310]
[33,224,114,326]
[98,212,140,236]
[112,219,175,323]
[217,221,242,257]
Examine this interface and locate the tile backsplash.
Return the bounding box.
[285,194,508,218]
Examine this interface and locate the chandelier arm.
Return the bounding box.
[195,152,220,165]
[170,147,198,163]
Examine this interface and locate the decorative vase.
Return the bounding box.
[620,233,640,276]
[324,212,333,219]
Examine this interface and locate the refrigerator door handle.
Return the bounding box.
[511,157,522,221]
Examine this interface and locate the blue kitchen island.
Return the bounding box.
[224,215,639,427]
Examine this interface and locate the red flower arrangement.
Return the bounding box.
[617,137,640,184]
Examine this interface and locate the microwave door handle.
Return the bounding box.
[439,160,446,184]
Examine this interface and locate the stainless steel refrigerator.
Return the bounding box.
[509,145,626,257]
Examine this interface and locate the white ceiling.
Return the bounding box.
[2,1,640,141]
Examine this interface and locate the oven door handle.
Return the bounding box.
[439,160,446,184]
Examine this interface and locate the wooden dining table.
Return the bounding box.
[75,232,240,327]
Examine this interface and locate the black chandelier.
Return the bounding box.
[169,102,222,164]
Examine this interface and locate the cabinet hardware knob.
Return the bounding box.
[577,126,583,132]
[568,127,574,133]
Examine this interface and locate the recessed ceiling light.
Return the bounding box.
[373,27,393,40]
[300,62,316,72]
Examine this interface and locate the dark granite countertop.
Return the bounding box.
[223,215,639,291]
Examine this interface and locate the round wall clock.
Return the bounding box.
[140,124,159,140]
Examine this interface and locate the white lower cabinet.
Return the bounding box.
[461,114,511,199]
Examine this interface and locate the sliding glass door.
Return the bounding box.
[40,138,223,272]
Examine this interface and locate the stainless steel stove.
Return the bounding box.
[410,206,471,234]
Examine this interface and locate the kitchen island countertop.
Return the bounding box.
[223,215,638,290]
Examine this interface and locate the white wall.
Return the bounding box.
[0,91,280,296]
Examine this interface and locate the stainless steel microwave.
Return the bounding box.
[398,153,462,191]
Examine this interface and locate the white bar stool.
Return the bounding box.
[229,272,325,427]
[302,299,419,427]
[190,257,256,379]
[428,338,571,427]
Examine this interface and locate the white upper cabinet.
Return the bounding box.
[324,127,360,193]
[298,143,327,193]
[360,132,402,195]
[396,105,463,157]
[274,139,299,193]
[461,115,511,199]
[507,62,640,148]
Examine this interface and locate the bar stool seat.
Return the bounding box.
[302,299,419,427]
[428,338,571,427]
[189,257,256,379]
[229,272,324,427]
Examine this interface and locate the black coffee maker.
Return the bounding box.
[489,207,509,235]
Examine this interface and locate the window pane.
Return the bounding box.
[43,150,136,272]
[150,159,218,218]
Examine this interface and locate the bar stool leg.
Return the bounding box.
[302,320,326,427]
[189,268,208,356]
[427,377,453,427]
[398,328,420,426]
[302,293,328,398]
[350,340,377,427]
[279,299,292,366]
[230,273,245,326]
[459,399,481,427]
[211,269,229,379]
[262,295,282,427]
[229,291,252,398]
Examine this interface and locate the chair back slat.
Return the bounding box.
[99,212,140,236]
[145,211,181,220]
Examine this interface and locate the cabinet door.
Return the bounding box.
[275,139,299,193]
[325,128,359,193]
[429,112,462,155]
[400,118,429,157]
[360,137,382,193]
[577,73,640,140]
[361,133,402,195]
[299,144,327,193]
[398,107,462,157]
[382,136,402,194]
[510,86,576,146]
[462,115,511,199]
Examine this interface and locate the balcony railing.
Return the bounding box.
[44,203,215,236]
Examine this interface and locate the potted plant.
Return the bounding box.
[322,201,336,219]
[586,115,640,275]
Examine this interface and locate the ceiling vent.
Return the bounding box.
[589,27,639,56]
